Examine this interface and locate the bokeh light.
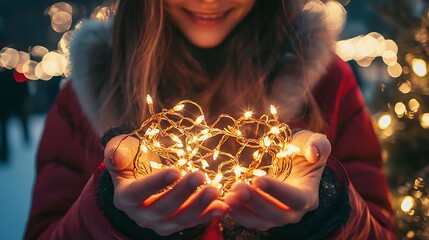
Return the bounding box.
[378,114,392,130]
[420,113,429,129]
[408,99,420,113]
[401,196,414,213]
[394,102,407,117]
[30,46,49,58]
[336,32,400,73]
[41,51,67,76]
[0,47,20,69]
[411,58,427,77]
[387,63,403,78]
[51,11,72,33]
[398,81,412,94]
[22,61,38,80]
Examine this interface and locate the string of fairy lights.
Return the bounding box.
[111,96,300,196]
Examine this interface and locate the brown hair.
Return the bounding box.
[102,0,325,132]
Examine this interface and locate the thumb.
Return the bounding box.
[290,130,331,163]
[104,134,140,174]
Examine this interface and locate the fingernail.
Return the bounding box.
[189,172,204,188]
[164,171,180,183]
[201,190,217,205]
[235,185,250,201]
[311,145,320,162]
[254,178,267,190]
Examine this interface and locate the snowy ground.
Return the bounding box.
[0,115,46,239]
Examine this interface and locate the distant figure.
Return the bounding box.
[0,67,30,162]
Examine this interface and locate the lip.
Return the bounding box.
[183,8,233,26]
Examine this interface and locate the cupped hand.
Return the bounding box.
[224,130,331,231]
[104,135,227,236]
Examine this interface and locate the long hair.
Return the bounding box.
[102,0,325,132]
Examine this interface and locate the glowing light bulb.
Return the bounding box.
[174,104,184,111]
[153,141,161,148]
[270,126,280,135]
[146,95,153,105]
[253,150,260,160]
[171,135,182,144]
[176,149,185,157]
[234,166,244,176]
[213,173,223,184]
[198,133,212,141]
[178,158,187,166]
[145,128,159,136]
[253,169,267,177]
[191,148,198,157]
[140,145,148,153]
[195,115,205,124]
[263,136,271,147]
[149,161,162,169]
[213,149,220,161]
[276,151,288,158]
[201,160,209,169]
[244,111,253,119]
[146,95,154,115]
[270,105,278,115]
[285,144,300,155]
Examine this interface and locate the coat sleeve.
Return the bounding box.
[24,83,127,239]
[324,57,398,239]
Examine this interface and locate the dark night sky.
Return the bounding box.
[0,0,103,49]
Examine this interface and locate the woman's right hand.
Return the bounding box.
[104,135,227,236]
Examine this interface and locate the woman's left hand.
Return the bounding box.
[224,130,332,231]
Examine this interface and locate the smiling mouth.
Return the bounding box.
[183,8,233,26]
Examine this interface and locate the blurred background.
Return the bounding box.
[1,0,429,239]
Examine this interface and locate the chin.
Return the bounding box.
[187,35,226,49]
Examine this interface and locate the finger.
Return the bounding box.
[252,177,316,210]
[169,186,227,226]
[149,199,226,237]
[228,183,290,222]
[115,168,181,206]
[224,194,275,231]
[147,171,206,218]
[291,130,331,163]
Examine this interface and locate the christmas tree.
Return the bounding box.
[338,0,429,238]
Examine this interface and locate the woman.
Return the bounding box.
[25,0,398,239]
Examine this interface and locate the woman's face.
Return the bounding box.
[164,0,256,48]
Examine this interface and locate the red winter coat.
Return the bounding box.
[24,56,398,239]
